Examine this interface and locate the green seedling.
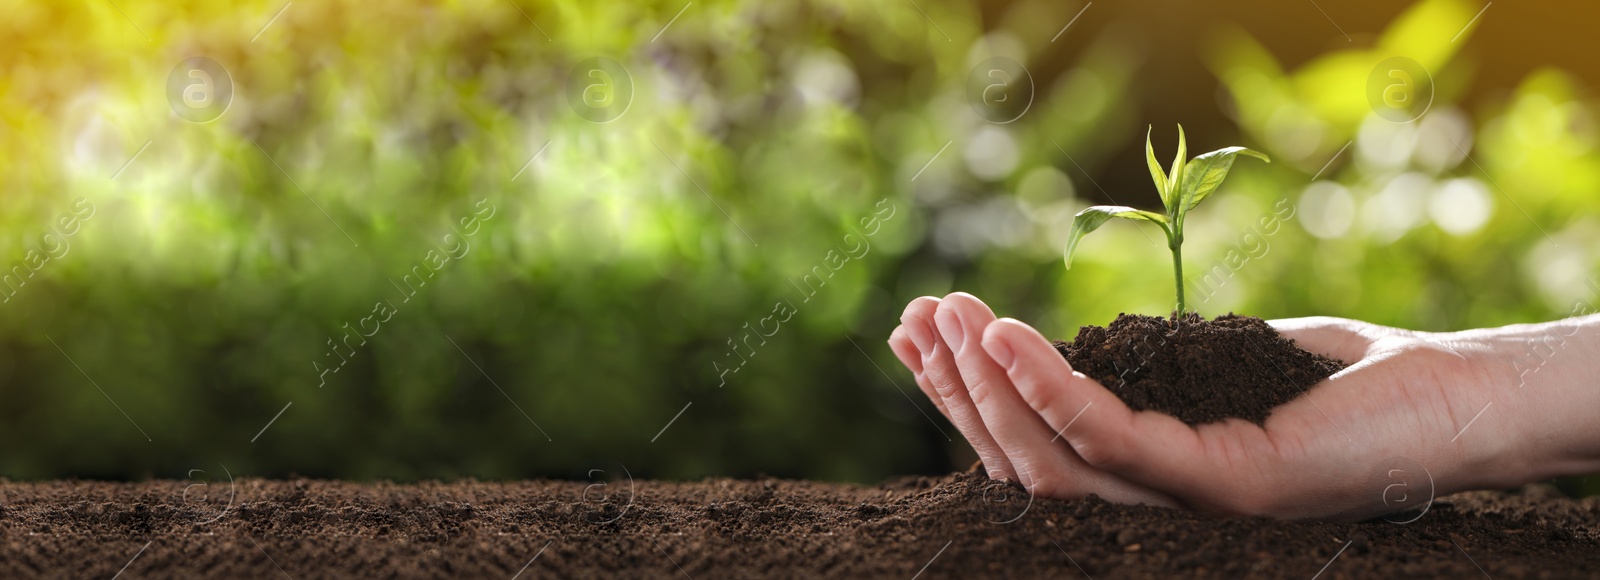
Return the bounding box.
[1063,125,1269,316]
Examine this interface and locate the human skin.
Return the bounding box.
[890,292,1600,521]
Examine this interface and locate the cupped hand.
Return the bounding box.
[888,293,1177,508]
[976,312,1559,521]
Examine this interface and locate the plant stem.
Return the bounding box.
[1170,235,1185,317]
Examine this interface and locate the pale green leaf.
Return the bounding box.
[1144,126,1168,208]
[1179,147,1270,212]
[1064,206,1169,269]
[1167,124,1186,208]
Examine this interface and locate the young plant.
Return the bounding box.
[1063,125,1269,315]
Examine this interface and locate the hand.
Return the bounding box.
[888,293,1177,507]
[977,311,1600,521]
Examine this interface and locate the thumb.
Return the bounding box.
[1268,317,1376,363]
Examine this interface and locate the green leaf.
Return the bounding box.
[1063,206,1170,269]
[1144,126,1169,209]
[1167,124,1186,209]
[1179,147,1270,212]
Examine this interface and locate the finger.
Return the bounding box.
[935,295,1178,506]
[1267,317,1375,363]
[902,296,1017,480]
[888,325,924,375]
[982,318,1216,496]
[889,324,951,422]
[933,294,1076,490]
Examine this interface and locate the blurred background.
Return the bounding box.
[1,0,1597,496]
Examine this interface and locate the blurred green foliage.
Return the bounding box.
[0,0,1595,497]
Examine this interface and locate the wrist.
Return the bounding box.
[1448,313,1600,486]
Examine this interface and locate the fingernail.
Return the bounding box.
[935,308,965,352]
[903,317,934,353]
[889,330,925,375]
[984,335,1015,369]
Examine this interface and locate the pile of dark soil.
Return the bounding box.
[2,473,1596,578]
[1056,313,1346,425]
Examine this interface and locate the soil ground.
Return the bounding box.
[1059,313,1346,425]
[3,472,1597,578]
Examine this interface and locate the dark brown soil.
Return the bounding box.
[1056,313,1346,425]
[3,473,1597,578]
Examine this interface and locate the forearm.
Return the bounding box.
[1451,313,1600,485]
